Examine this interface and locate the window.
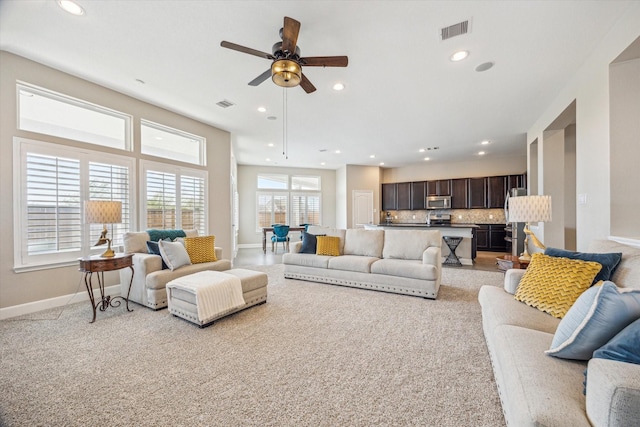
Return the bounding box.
[17,83,132,150]
[141,160,207,232]
[255,174,321,231]
[141,120,206,165]
[13,138,134,271]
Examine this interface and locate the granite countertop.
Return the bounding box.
[372,223,479,228]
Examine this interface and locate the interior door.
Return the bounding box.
[352,190,374,228]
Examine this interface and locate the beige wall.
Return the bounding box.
[345,165,381,229]
[381,155,527,183]
[0,51,231,309]
[236,165,337,245]
[526,3,640,249]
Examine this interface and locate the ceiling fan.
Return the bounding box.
[220,16,348,94]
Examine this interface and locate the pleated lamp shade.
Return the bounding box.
[85,200,122,224]
[508,195,552,223]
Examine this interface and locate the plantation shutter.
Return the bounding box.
[180,174,205,232]
[291,193,320,226]
[88,162,130,247]
[146,170,177,229]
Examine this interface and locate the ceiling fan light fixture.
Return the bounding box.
[272,59,302,87]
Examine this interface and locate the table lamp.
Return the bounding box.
[85,200,122,257]
[507,195,552,261]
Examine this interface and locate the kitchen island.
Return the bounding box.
[363,223,478,266]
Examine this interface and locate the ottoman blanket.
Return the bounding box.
[167,271,245,322]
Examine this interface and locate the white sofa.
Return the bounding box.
[119,231,232,310]
[478,239,640,426]
[283,226,442,299]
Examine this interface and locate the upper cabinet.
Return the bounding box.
[427,179,451,196]
[382,183,397,211]
[487,176,508,208]
[396,182,411,210]
[468,177,487,209]
[411,181,427,210]
[450,178,469,209]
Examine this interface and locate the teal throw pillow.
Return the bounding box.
[545,247,622,284]
[147,229,187,242]
[593,317,640,364]
[546,281,640,360]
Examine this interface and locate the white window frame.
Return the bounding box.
[140,119,206,166]
[13,137,135,272]
[257,174,289,190]
[140,160,208,233]
[17,82,132,151]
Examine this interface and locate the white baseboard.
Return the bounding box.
[0,284,121,320]
[609,236,640,248]
[237,243,262,249]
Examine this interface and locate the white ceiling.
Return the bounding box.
[0,1,633,169]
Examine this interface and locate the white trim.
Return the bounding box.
[609,236,640,248]
[0,285,121,320]
[237,243,262,249]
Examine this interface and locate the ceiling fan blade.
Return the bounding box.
[300,56,349,67]
[300,74,317,94]
[248,69,272,86]
[282,17,301,54]
[220,41,274,60]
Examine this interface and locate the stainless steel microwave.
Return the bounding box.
[426,196,451,210]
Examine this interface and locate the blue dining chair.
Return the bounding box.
[271,224,290,253]
[299,223,311,240]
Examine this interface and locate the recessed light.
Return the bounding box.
[266,158,271,161]
[379,162,385,166]
[257,107,267,113]
[424,157,430,161]
[335,150,341,154]
[369,154,375,158]
[58,0,85,16]
[478,151,486,155]
[418,148,425,153]
[267,143,274,147]
[333,83,345,91]
[475,62,495,72]
[320,162,326,166]
[450,50,469,62]
[481,140,490,145]
[154,137,163,140]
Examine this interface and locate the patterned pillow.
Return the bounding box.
[544,247,622,284]
[316,236,341,256]
[514,253,603,318]
[184,235,217,264]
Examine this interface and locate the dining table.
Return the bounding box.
[262,226,306,254]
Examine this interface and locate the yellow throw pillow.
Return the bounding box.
[514,253,602,319]
[316,236,341,256]
[184,235,217,264]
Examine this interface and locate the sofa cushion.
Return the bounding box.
[547,282,640,360]
[382,229,441,260]
[370,258,438,281]
[514,253,602,319]
[307,226,346,254]
[327,255,380,273]
[146,241,168,269]
[588,240,640,290]
[282,253,331,269]
[343,229,384,258]
[158,240,192,271]
[593,318,640,365]
[124,231,150,254]
[316,236,341,256]
[184,235,217,263]
[545,247,622,284]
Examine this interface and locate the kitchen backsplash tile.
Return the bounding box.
[382,209,506,224]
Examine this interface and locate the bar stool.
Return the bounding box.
[443,236,463,266]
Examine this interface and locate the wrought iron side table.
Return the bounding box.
[78,253,134,323]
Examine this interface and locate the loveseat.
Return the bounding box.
[120,230,231,310]
[479,239,640,426]
[283,226,442,299]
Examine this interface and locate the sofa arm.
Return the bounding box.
[504,268,527,294]
[422,245,442,266]
[586,358,640,427]
[214,247,223,260]
[119,253,162,305]
[290,241,302,253]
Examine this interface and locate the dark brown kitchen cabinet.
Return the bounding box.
[382,183,397,211]
[468,177,487,208]
[411,181,427,210]
[508,173,527,190]
[476,225,489,250]
[487,176,508,208]
[397,182,411,210]
[427,179,451,196]
[476,224,507,252]
[450,178,468,209]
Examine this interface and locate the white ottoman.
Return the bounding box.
[167,268,268,327]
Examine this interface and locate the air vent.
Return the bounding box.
[216,99,235,108]
[440,20,470,41]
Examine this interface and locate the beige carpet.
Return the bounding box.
[0,265,506,426]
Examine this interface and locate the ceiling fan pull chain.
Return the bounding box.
[283,87,289,159]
